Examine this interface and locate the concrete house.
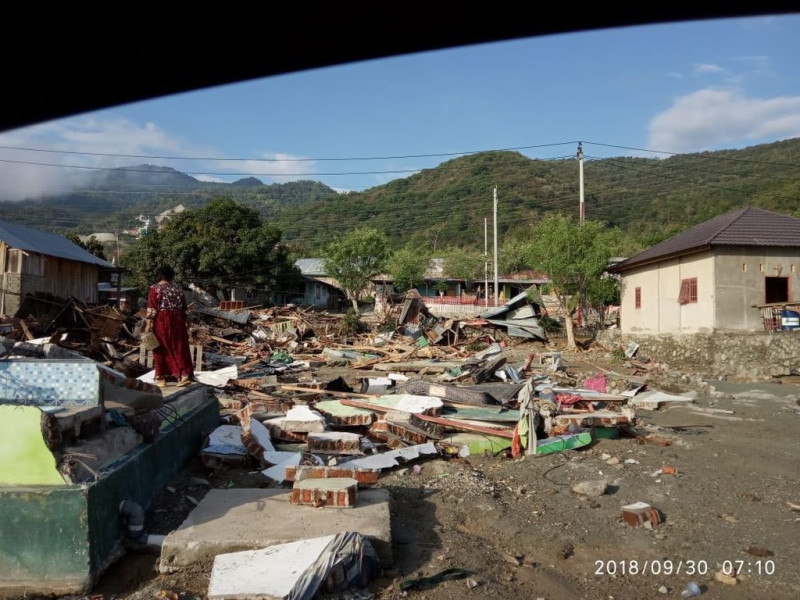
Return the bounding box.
[0,219,115,315]
[607,207,800,334]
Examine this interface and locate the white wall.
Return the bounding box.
[619,252,715,334]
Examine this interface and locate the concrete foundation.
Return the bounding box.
[158,488,393,573]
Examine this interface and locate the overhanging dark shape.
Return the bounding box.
[1,7,794,134]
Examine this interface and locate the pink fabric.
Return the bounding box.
[583,373,607,393]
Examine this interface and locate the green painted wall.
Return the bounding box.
[0,405,65,485]
[0,389,220,595]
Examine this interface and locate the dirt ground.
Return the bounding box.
[49,336,800,600]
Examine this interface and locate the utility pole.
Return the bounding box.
[115,226,122,309]
[493,186,499,307]
[577,142,585,226]
[484,217,489,307]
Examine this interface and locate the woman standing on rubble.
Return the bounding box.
[146,265,194,387]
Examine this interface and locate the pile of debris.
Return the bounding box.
[2,289,699,598]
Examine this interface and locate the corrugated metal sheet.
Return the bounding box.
[0,219,114,268]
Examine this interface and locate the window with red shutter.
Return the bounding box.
[678,277,697,304]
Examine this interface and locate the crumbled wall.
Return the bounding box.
[597,329,800,381]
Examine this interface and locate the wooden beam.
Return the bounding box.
[339,398,515,439]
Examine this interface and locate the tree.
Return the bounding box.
[123,197,299,298]
[324,227,390,314]
[439,246,484,283]
[66,231,108,261]
[523,213,622,349]
[387,243,430,292]
[499,237,530,274]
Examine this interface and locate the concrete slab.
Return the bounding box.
[159,488,392,573]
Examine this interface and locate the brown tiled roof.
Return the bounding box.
[609,207,800,273]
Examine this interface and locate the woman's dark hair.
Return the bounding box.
[155,265,175,282]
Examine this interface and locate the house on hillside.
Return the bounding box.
[607,207,800,334]
[0,219,115,315]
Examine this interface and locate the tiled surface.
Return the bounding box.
[0,360,99,406]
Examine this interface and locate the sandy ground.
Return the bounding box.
[48,339,800,600]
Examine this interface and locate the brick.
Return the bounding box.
[368,420,412,449]
[385,410,443,443]
[290,478,358,508]
[285,465,380,485]
[307,431,362,454]
[314,400,375,427]
[621,502,662,527]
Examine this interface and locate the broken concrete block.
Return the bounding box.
[621,502,662,527]
[291,477,359,508]
[285,465,380,486]
[263,405,327,441]
[201,425,249,467]
[207,531,379,600]
[385,410,444,441]
[572,479,608,498]
[314,400,375,426]
[307,431,362,454]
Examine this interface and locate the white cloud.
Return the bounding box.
[647,88,800,152]
[233,153,317,183]
[0,116,218,201]
[693,63,725,76]
[194,174,227,183]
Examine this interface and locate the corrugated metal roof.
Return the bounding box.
[295,258,327,276]
[609,207,800,272]
[0,219,115,268]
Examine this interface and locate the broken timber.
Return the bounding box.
[339,398,515,439]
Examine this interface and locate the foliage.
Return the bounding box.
[523,213,623,347]
[340,309,369,335]
[499,237,530,274]
[65,231,108,261]
[439,245,485,282]
[387,243,431,292]
[323,227,390,314]
[3,140,800,261]
[539,315,562,333]
[122,197,300,297]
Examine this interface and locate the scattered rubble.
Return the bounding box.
[4,289,792,599]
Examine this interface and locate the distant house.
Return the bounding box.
[607,207,800,334]
[294,258,345,309]
[0,219,115,315]
[374,258,549,303]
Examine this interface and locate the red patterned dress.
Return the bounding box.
[147,281,193,381]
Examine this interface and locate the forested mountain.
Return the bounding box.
[1,139,798,255]
[0,165,339,235]
[272,138,800,252]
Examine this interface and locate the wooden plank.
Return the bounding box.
[279,384,379,399]
[339,398,515,439]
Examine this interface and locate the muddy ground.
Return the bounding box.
[50,337,800,600]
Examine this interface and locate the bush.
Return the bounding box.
[539,315,562,333]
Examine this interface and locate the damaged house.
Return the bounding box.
[0,219,115,315]
[607,206,800,334]
[294,258,346,310]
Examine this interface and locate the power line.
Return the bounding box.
[0,158,424,178]
[0,141,578,162]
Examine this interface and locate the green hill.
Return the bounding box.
[1,140,798,255]
[273,138,800,251]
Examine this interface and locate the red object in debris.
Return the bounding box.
[621,502,662,527]
[662,465,678,475]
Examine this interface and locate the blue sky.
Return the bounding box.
[0,14,799,202]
